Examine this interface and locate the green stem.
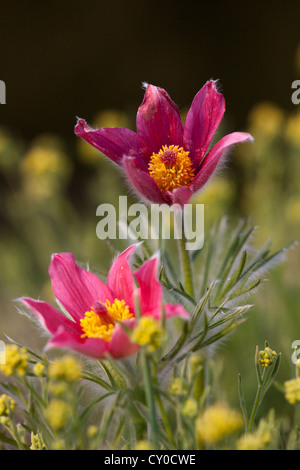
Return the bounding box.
[10,421,26,450]
[248,368,266,432]
[140,351,159,449]
[130,402,147,441]
[177,232,194,298]
[155,392,175,447]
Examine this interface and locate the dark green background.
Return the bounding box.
[0,0,299,139]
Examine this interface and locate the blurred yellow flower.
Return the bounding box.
[236,432,268,450]
[285,112,300,146]
[45,399,72,431]
[285,197,300,224]
[134,440,153,450]
[196,402,243,446]
[248,102,285,138]
[48,355,82,381]
[30,432,46,450]
[20,135,72,198]
[0,394,17,416]
[33,362,45,377]
[86,425,98,438]
[284,378,300,404]
[0,344,28,376]
[236,417,272,450]
[182,398,198,418]
[132,317,164,352]
[194,177,234,206]
[168,377,188,397]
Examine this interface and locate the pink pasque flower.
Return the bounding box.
[21,245,189,359]
[75,81,253,205]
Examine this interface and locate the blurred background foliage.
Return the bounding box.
[0,0,300,428]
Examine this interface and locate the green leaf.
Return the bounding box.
[98,359,127,389]
[238,373,248,430]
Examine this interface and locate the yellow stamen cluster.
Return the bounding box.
[284,378,300,404]
[0,344,29,376]
[196,402,243,446]
[148,145,195,192]
[132,316,164,352]
[80,299,133,341]
[259,347,277,368]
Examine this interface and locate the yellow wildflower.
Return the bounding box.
[168,377,187,397]
[0,344,28,376]
[52,438,65,450]
[33,362,45,377]
[259,347,277,368]
[248,102,285,138]
[0,394,17,417]
[285,112,300,146]
[30,432,46,450]
[45,400,72,431]
[0,416,10,426]
[134,440,152,450]
[236,433,265,450]
[132,317,164,352]
[284,378,300,404]
[87,425,98,438]
[48,381,68,397]
[196,402,243,446]
[236,420,271,450]
[48,355,82,381]
[182,398,198,418]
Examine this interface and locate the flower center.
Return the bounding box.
[148,145,195,192]
[80,299,133,342]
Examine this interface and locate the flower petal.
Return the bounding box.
[134,256,162,318]
[163,303,190,319]
[21,297,81,335]
[109,321,139,359]
[106,245,137,311]
[191,132,253,192]
[49,253,113,322]
[75,118,151,169]
[136,84,183,153]
[183,80,225,168]
[123,156,171,204]
[167,186,193,206]
[47,325,110,358]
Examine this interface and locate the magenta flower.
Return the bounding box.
[21,245,189,359]
[75,81,253,205]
